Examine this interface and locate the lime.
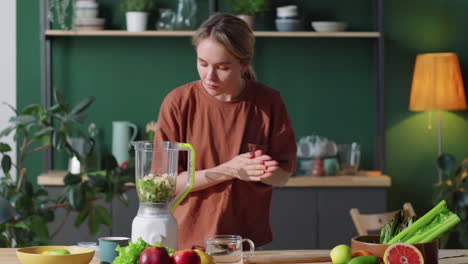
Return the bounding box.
[48,249,71,255]
[330,244,352,264]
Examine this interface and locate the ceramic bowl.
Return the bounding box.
[276,19,302,32]
[351,235,438,263]
[311,21,347,32]
[16,246,95,264]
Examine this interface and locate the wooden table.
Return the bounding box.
[2,248,468,264]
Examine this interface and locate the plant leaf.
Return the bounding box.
[2,102,17,114]
[0,126,15,137]
[119,193,129,206]
[20,104,42,115]
[47,104,63,113]
[68,185,85,211]
[64,173,82,185]
[9,115,35,125]
[75,208,89,228]
[88,209,100,237]
[94,205,112,227]
[0,143,11,153]
[53,89,67,109]
[33,127,53,138]
[1,155,12,174]
[52,131,66,150]
[437,153,456,175]
[69,112,88,123]
[70,96,95,115]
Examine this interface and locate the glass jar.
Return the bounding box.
[156,8,175,30]
[173,0,197,30]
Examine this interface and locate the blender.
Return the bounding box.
[131,141,195,250]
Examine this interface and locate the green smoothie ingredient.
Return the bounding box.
[137,173,176,202]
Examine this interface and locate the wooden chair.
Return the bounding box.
[349,202,416,236]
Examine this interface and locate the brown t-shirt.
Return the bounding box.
[155,80,297,250]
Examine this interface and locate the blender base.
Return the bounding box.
[131,214,178,250]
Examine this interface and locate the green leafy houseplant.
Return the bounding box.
[433,153,468,247]
[0,90,134,247]
[120,0,155,12]
[228,0,268,16]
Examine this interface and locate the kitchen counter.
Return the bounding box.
[37,170,391,187]
[1,248,467,264]
[38,171,390,249]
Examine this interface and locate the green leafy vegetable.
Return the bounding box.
[380,210,414,244]
[137,174,175,202]
[113,237,175,264]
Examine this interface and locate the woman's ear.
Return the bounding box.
[240,62,249,74]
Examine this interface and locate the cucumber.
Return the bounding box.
[347,256,379,264]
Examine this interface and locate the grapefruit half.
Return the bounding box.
[383,243,424,264]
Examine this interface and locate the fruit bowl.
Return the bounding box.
[351,235,438,263]
[16,246,95,264]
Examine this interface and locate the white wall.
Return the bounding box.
[0,0,16,178]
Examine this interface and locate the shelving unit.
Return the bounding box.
[39,0,385,173]
[45,29,380,38]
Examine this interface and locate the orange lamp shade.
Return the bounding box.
[409,53,467,111]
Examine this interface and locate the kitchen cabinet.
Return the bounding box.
[43,174,390,249]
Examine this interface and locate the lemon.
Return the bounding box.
[41,251,49,255]
[193,249,215,264]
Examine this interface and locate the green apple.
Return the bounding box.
[48,249,71,255]
[330,244,352,264]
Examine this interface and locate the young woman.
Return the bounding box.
[155,13,297,249]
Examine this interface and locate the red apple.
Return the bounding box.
[172,250,201,264]
[139,246,173,264]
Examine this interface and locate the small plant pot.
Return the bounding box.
[237,14,255,30]
[351,235,439,263]
[126,12,149,32]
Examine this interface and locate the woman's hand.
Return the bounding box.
[221,150,279,181]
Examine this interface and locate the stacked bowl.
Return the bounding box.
[275,5,301,32]
[74,0,105,30]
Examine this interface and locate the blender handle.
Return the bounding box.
[171,142,195,213]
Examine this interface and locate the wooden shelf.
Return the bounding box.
[45,30,381,38]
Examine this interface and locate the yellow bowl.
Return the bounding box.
[16,245,95,264]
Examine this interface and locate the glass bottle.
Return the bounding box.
[173,0,197,30]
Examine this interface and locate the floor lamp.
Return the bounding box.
[409,53,467,183]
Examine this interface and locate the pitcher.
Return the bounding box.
[112,121,138,166]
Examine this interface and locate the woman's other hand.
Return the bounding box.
[221,150,278,181]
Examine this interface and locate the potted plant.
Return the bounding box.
[0,90,133,247]
[228,0,268,29]
[433,153,468,248]
[121,0,155,32]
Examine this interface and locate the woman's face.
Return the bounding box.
[196,38,247,101]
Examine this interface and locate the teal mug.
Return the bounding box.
[98,237,130,264]
[324,157,340,176]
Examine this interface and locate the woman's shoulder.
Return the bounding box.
[163,80,200,105]
[248,81,283,101]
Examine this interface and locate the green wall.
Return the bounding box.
[17,0,468,241]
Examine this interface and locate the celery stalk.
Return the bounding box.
[388,200,447,244]
[404,213,460,244]
[419,214,461,243]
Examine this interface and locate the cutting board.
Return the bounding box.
[245,250,332,264]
